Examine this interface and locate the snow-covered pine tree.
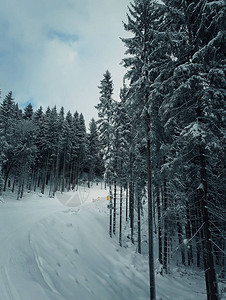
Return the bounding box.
[121,0,160,297]
[0,162,3,201]
[116,86,132,247]
[32,106,45,191]
[23,103,33,120]
[60,111,73,193]
[87,118,104,187]
[39,106,52,194]
[48,106,62,195]
[96,70,114,186]
[0,119,4,201]
[76,113,88,187]
[96,70,115,237]
[13,118,37,199]
[14,103,23,120]
[0,92,17,191]
[71,111,80,190]
[111,99,127,240]
[158,0,225,298]
[0,96,92,198]
[0,91,4,200]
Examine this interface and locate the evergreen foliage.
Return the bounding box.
[0,1,225,299]
[95,1,225,299]
[0,96,104,197]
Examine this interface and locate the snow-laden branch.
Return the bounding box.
[171,222,205,254]
[210,239,226,256]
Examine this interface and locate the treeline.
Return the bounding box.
[0,93,104,199]
[96,1,225,300]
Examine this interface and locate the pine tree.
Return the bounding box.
[13,119,37,199]
[157,0,225,297]
[0,131,4,201]
[23,103,33,120]
[71,111,80,190]
[32,106,44,191]
[0,92,17,191]
[0,91,15,136]
[96,70,114,186]
[38,106,53,194]
[116,88,132,246]
[122,1,159,297]
[87,118,104,187]
[0,96,92,197]
[96,70,116,238]
[76,113,88,186]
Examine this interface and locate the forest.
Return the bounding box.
[0,1,225,300]
[0,96,104,199]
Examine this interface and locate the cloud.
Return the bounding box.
[47,29,79,44]
[0,0,131,123]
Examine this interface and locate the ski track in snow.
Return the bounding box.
[0,188,225,300]
[0,266,21,300]
[0,189,149,300]
[0,194,67,300]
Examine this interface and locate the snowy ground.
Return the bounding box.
[0,186,225,300]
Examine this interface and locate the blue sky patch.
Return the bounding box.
[21,98,35,109]
[47,29,79,44]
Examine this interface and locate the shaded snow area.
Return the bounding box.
[0,186,225,300]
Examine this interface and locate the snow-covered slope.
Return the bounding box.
[0,187,225,300]
[0,187,148,300]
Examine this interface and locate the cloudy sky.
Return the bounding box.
[0,0,131,123]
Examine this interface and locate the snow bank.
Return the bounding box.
[0,186,225,299]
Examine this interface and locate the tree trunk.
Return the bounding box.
[113,180,117,235]
[196,101,219,299]
[177,215,186,266]
[72,158,77,190]
[109,185,113,238]
[41,153,49,194]
[20,179,24,198]
[68,152,73,191]
[129,181,134,244]
[194,198,202,268]
[12,176,16,193]
[54,143,60,194]
[0,164,3,197]
[157,184,163,265]
[34,169,39,192]
[199,144,219,300]
[75,160,80,191]
[185,203,193,266]
[163,177,168,273]
[137,190,142,254]
[126,186,128,222]
[61,150,66,193]
[119,185,123,247]
[49,159,55,196]
[146,114,156,300]
[3,163,13,192]
[17,184,21,200]
[27,168,33,191]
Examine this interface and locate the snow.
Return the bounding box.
[183,239,188,245]
[197,183,204,190]
[0,186,225,300]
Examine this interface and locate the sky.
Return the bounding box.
[0,0,131,124]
